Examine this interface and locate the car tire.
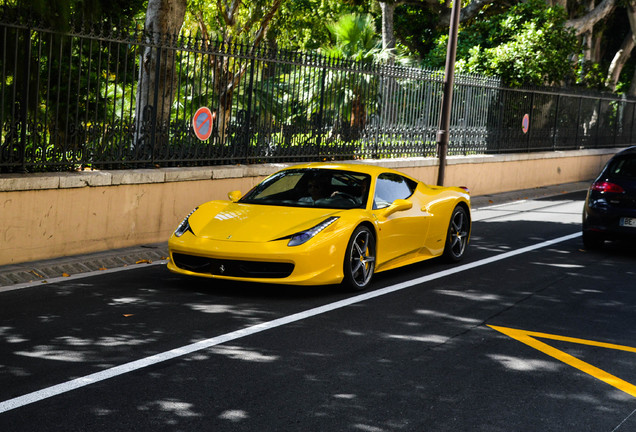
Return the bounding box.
[343,225,376,291]
[582,230,604,249]
[443,205,470,262]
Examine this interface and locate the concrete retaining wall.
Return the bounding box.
[0,148,621,266]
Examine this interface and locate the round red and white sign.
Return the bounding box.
[192,107,213,141]
[522,114,530,134]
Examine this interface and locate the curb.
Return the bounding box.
[0,242,168,288]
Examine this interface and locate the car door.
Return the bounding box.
[372,173,431,270]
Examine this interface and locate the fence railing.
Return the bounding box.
[1,17,635,173]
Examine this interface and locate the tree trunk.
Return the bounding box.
[623,1,636,96]
[134,0,186,154]
[378,1,401,130]
[350,95,367,141]
[216,66,237,146]
[605,31,635,90]
[542,0,568,9]
[629,69,636,96]
[582,0,596,62]
[379,1,397,53]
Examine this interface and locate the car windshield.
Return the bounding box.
[240,169,371,209]
[608,156,636,180]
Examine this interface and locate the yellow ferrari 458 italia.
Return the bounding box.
[168,163,471,290]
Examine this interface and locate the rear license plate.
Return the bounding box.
[620,217,636,227]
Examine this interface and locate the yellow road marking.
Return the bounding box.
[489,325,636,397]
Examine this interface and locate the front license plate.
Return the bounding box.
[620,217,636,227]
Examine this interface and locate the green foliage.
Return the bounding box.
[248,13,385,146]
[423,0,581,87]
[185,0,282,45]
[392,2,442,59]
[268,0,371,51]
[183,0,373,52]
[615,61,636,94]
[323,13,381,61]
[576,61,608,90]
[319,13,382,126]
[11,0,145,29]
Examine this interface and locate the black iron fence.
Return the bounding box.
[1,16,635,173]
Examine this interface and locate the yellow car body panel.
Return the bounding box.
[167,162,471,287]
[371,183,468,272]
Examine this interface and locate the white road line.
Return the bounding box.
[0,232,582,414]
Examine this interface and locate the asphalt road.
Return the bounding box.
[2,190,636,431]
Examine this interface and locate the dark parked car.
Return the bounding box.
[582,146,636,248]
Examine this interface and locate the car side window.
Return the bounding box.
[373,173,417,209]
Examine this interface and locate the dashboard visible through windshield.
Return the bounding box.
[240,169,371,210]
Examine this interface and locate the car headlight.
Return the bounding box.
[174,208,198,237]
[288,217,339,247]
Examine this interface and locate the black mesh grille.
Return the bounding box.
[172,253,294,278]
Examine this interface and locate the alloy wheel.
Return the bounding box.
[345,226,376,290]
[444,206,469,261]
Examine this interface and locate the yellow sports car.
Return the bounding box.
[168,163,471,290]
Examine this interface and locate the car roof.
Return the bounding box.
[615,146,636,157]
[280,162,409,178]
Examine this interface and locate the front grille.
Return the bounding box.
[172,253,294,279]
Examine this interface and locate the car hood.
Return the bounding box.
[188,201,342,242]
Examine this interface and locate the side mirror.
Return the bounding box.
[382,199,412,217]
[228,190,242,202]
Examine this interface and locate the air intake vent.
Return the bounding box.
[173,253,294,278]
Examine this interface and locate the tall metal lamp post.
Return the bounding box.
[436,0,462,186]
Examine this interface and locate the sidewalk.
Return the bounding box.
[0,181,591,289]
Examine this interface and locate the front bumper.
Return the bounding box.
[167,230,350,286]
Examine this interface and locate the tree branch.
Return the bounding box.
[252,0,284,48]
[439,0,495,27]
[566,0,617,36]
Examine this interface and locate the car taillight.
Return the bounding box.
[591,181,625,193]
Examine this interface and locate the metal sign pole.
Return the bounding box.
[436,0,462,186]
